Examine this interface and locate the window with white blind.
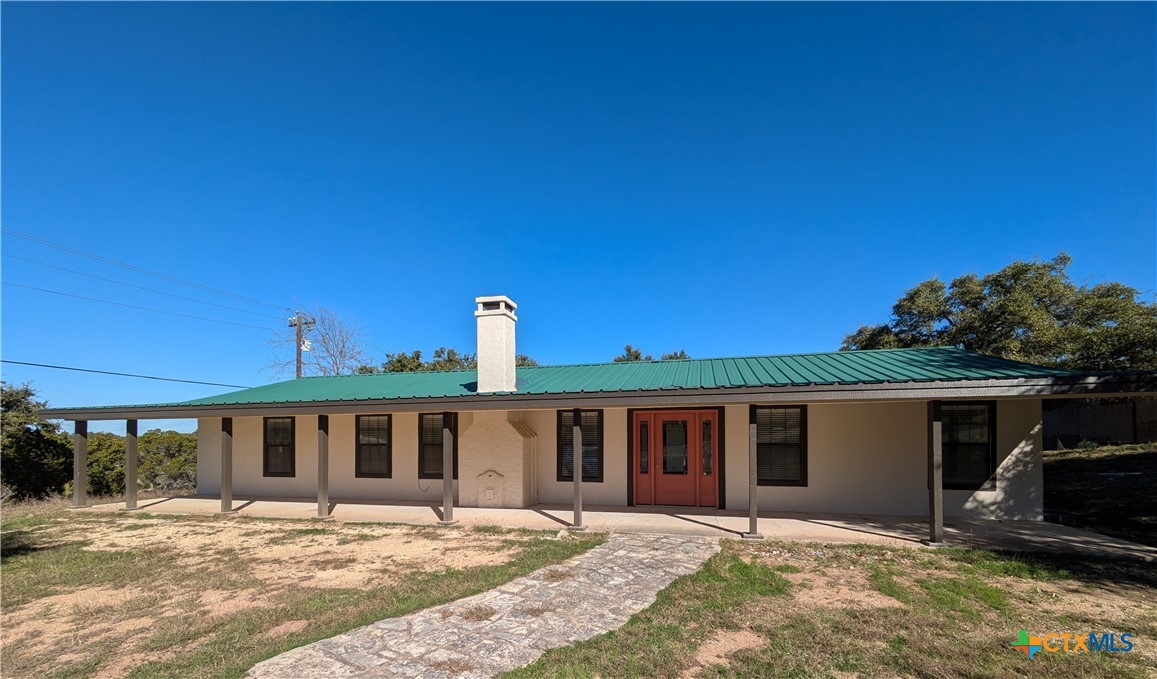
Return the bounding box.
[557,410,603,482]
[941,402,996,490]
[751,405,807,486]
[263,417,295,477]
[418,413,458,480]
[356,415,392,478]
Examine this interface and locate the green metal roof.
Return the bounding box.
[95,347,1077,411]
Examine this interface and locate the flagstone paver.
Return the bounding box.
[245,533,719,679]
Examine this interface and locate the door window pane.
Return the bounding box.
[702,420,713,475]
[663,421,688,475]
[639,421,649,474]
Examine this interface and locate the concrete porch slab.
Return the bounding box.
[83,495,1155,561]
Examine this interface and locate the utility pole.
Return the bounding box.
[288,311,316,378]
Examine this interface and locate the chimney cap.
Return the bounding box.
[475,295,517,309]
[475,295,517,318]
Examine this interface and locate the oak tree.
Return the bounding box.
[842,254,1157,371]
[1,382,71,498]
[359,349,537,373]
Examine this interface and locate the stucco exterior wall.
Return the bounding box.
[957,399,1043,520]
[196,398,1042,519]
[526,407,629,507]
[208,415,319,498]
[326,413,457,503]
[196,414,455,502]
[723,400,1043,520]
[196,418,222,494]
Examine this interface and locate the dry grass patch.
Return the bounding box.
[522,605,553,618]
[0,490,192,521]
[754,551,903,611]
[784,570,904,611]
[38,512,518,593]
[507,540,1156,679]
[1,508,603,679]
[258,620,309,639]
[426,657,476,673]
[459,604,498,622]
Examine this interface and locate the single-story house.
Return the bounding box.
[48,295,1156,542]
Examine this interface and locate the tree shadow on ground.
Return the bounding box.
[946,547,1157,594]
[1,529,66,563]
[1044,446,1156,547]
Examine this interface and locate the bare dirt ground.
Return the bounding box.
[688,628,764,673]
[1,513,555,679]
[85,516,516,588]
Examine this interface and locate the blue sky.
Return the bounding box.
[3,3,1154,433]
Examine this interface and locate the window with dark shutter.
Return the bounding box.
[356,415,391,478]
[752,406,806,486]
[941,402,996,490]
[263,417,295,477]
[418,413,457,480]
[557,410,603,482]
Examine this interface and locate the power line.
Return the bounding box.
[2,228,290,311]
[2,229,398,355]
[2,253,285,321]
[1,360,251,389]
[2,282,277,331]
[363,339,392,354]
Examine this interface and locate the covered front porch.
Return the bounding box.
[61,399,1029,547]
[80,494,1156,560]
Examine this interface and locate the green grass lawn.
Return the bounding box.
[506,540,1156,678]
[1044,442,1156,547]
[0,508,603,679]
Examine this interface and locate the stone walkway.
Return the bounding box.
[245,533,719,679]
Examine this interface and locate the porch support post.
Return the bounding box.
[315,415,332,519]
[122,420,138,510]
[70,421,88,508]
[742,414,763,539]
[926,401,946,546]
[218,417,235,515]
[439,412,458,525]
[570,408,586,531]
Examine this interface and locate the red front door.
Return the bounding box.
[633,410,718,507]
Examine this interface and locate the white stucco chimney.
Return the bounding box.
[475,295,517,393]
